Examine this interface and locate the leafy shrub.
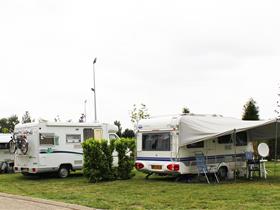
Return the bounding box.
[82,139,116,183]
[82,138,136,183]
[115,138,136,179]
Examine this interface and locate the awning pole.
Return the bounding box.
[234,129,237,182]
[275,119,278,176]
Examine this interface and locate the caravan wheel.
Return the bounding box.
[58,166,70,178]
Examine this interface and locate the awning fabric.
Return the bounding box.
[179,115,279,146]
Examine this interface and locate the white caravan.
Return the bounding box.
[0,133,14,173]
[13,122,118,178]
[135,114,279,179]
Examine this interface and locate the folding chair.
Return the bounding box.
[245,151,260,179]
[195,152,219,184]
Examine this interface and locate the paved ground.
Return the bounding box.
[0,193,96,210]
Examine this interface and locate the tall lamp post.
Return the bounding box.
[91,58,97,122]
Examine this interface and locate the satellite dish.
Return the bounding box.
[257,143,269,157]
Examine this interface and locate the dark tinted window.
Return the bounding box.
[0,143,9,149]
[236,132,247,146]
[142,133,170,151]
[83,129,94,141]
[218,135,232,144]
[187,141,204,148]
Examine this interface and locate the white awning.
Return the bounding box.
[179,115,279,146]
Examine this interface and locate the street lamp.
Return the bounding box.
[91,58,97,122]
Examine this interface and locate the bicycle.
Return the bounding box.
[9,134,29,155]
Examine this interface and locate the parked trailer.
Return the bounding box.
[135,114,279,179]
[0,133,14,173]
[12,122,119,178]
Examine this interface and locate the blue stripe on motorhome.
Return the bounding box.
[136,153,246,163]
[40,151,83,155]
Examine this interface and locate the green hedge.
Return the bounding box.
[82,138,136,183]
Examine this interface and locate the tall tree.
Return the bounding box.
[79,114,86,123]
[275,84,280,118]
[130,104,150,129]
[22,111,32,124]
[242,98,260,120]
[182,107,190,114]
[0,115,19,133]
[114,120,122,137]
[0,118,8,133]
[7,115,19,132]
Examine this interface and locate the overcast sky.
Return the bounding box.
[0,0,280,129]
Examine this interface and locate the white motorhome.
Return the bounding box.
[0,133,14,173]
[135,114,278,179]
[13,122,119,178]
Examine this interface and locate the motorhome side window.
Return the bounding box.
[187,141,204,149]
[66,134,81,143]
[236,132,247,146]
[218,135,232,144]
[142,133,170,151]
[39,133,55,145]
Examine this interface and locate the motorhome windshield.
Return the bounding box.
[142,132,171,151]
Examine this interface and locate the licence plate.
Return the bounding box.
[21,168,28,172]
[151,165,162,170]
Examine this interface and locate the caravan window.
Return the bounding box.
[187,141,204,149]
[66,134,81,143]
[218,135,232,144]
[142,132,170,151]
[236,132,247,146]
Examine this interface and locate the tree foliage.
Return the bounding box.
[114,120,122,137]
[242,98,260,120]
[182,107,190,114]
[79,114,86,123]
[130,104,150,128]
[0,115,19,133]
[22,111,32,124]
[122,129,135,138]
[275,84,280,118]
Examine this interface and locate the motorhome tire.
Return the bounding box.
[58,166,70,178]
[218,166,228,180]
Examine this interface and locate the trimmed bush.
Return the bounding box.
[82,138,136,183]
[82,139,116,183]
[115,138,136,179]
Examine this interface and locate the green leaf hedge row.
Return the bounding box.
[82,138,136,183]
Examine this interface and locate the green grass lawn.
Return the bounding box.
[1,163,280,210]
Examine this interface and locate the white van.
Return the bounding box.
[12,122,119,178]
[0,133,14,173]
